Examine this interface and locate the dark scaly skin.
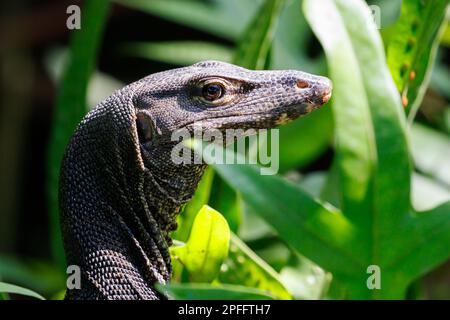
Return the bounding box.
[59,61,332,300]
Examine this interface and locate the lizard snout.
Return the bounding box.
[292,74,332,106]
[311,77,332,105]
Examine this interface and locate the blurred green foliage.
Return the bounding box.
[47,0,111,270]
[1,0,449,300]
[387,0,448,118]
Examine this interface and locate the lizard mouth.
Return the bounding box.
[182,102,319,130]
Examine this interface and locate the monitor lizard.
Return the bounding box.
[59,60,332,300]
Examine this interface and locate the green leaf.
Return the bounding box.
[0,282,45,300]
[304,0,410,298]
[190,140,361,278]
[124,41,233,66]
[47,0,110,269]
[187,0,449,299]
[393,200,450,282]
[170,205,230,283]
[307,0,412,226]
[218,233,292,300]
[305,0,450,298]
[115,0,262,41]
[387,0,449,116]
[157,283,275,300]
[234,0,285,69]
[305,0,376,225]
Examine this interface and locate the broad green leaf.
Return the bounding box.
[157,283,275,300]
[210,163,362,277]
[218,233,292,300]
[191,140,362,278]
[0,282,45,300]
[124,41,233,66]
[304,0,409,298]
[173,167,215,242]
[307,0,412,227]
[305,0,450,298]
[387,0,449,117]
[393,201,450,282]
[305,0,376,225]
[170,205,230,283]
[47,0,110,269]
[115,0,262,41]
[234,0,285,69]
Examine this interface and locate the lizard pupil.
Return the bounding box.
[202,83,223,101]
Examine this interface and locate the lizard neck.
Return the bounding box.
[59,91,205,300]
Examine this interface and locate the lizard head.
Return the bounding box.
[133,60,332,147]
[130,60,332,201]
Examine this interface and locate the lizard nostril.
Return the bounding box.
[296,80,310,89]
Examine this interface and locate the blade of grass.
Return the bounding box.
[0,282,45,300]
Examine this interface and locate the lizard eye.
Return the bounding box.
[202,83,224,101]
